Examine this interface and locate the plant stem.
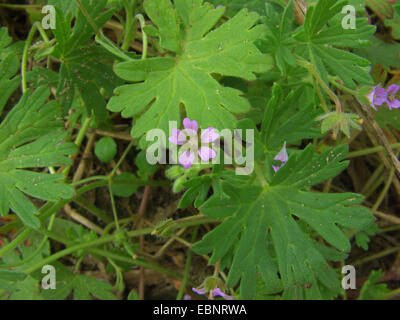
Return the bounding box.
[371,168,395,213]
[177,226,199,300]
[135,14,148,59]
[255,162,268,187]
[347,143,400,158]
[63,114,93,179]
[121,0,136,51]
[0,180,108,258]
[21,22,49,93]
[24,227,154,274]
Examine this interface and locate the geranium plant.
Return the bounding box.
[0,0,399,301]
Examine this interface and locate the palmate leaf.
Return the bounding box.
[0,87,77,229]
[193,145,373,299]
[27,0,122,125]
[293,0,376,89]
[108,0,272,145]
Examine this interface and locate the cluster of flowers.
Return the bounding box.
[169,118,289,172]
[367,84,400,110]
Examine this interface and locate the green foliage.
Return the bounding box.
[261,84,322,151]
[316,112,362,138]
[95,137,117,163]
[108,0,272,145]
[260,0,375,89]
[0,28,21,115]
[354,222,379,251]
[193,145,373,299]
[111,172,140,197]
[0,0,392,301]
[28,0,122,125]
[358,269,390,300]
[0,87,76,229]
[40,262,117,300]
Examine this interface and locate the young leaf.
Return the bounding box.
[95,137,117,163]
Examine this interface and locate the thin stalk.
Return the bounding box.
[347,143,400,159]
[24,227,154,274]
[371,168,395,213]
[21,22,49,93]
[177,226,199,300]
[63,115,93,179]
[121,0,136,51]
[0,180,108,258]
[135,14,148,59]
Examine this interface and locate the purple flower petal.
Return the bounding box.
[387,84,400,95]
[212,288,233,300]
[183,118,198,132]
[374,88,388,105]
[192,287,206,295]
[201,127,219,143]
[387,99,400,110]
[198,146,216,162]
[183,294,192,300]
[168,129,186,145]
[179,151,195,169]
[366,84,387,110]
[273,142,288,172]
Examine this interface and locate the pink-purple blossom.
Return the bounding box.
[272,142,288,172]
[366,84,387,110]
[386,84,400,110]
[192,287,233,300]
[168,118,219,169]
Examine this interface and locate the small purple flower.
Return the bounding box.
[169,118,219,169]
[386,84,400,110]
[211,288,233,300]
[192,287,233,300]
[272,142,288,172]
[366,84,387,110]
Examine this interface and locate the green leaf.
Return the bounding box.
[0,270,26,282]
[208,0,267,16]
[193,146,373,299]
[0,87,77,229]
[358,269,390,300]
[28,0,122,122]
[262,0,375,89]
[316,111,362,138]
[111,172,139,197]
[95,137,117,163]
[261,84,323,150]
[354,35,400,70]
[0,27,21,115]
[296,0,375,89]
[40,262,117,300]
[384,5,400,40]
[108,0,272,145]
[354,222,379,251]
[135,150,158,180]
